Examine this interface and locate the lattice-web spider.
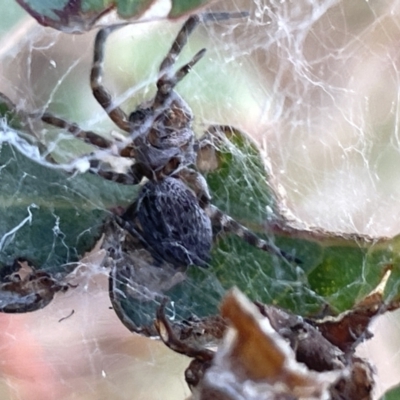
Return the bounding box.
[37,12,298,268]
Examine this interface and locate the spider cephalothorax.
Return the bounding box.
[25,13,298,270]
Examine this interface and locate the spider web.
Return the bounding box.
[1,0,400,399]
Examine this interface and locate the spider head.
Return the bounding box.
[130,93,196,172]
[129,96,192,139]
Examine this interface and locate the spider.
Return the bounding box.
[16,13,299,271]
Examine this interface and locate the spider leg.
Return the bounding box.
[158,15,201,75]
[177,166,298,264]
[37,110,145,182]
[154,16,206,108]
[114,213,149,248]
[177,167,211,207]
[88,159,147,185]
[156,48,206,104]
[41,112,113,148]
[157,11,248,78]
[206,204,300,264]
[91,25,131,133]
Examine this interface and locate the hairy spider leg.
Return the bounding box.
[38,109,146,184]
[156,49,206,100]
[91,25,131,132]
[158,15,201,75]
[41,113,112,148]
[154,16,206,108]
[0,92,113,151]
[113,213,152,252]
[206,204,300,264]
[87,158,147,185]
[155,11,246,79]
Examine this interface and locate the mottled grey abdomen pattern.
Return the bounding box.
[135,177,212,268]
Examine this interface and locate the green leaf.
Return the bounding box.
[109,127,400,333]
[0,141,137,275]
[3,86,399,323]
[0,93,22,130]
[380,384,400,400]
[15,0,213,31]
[169,0,210,18]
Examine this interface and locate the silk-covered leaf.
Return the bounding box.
[108,126,400,334]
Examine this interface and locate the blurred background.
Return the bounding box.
[2,0,400,399]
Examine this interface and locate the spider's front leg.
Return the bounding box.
[91,25,131,133]
[154,12,248,109]
[1,93,135,180]
[153,16,206,110]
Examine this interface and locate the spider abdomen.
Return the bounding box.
[134,177,212,268]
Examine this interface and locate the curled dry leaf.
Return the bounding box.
[196,288,342,400]
[312,267,400,353]
[0,258,68,313]
[156,274,400,399]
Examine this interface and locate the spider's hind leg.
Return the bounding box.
[206,204,300,264]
